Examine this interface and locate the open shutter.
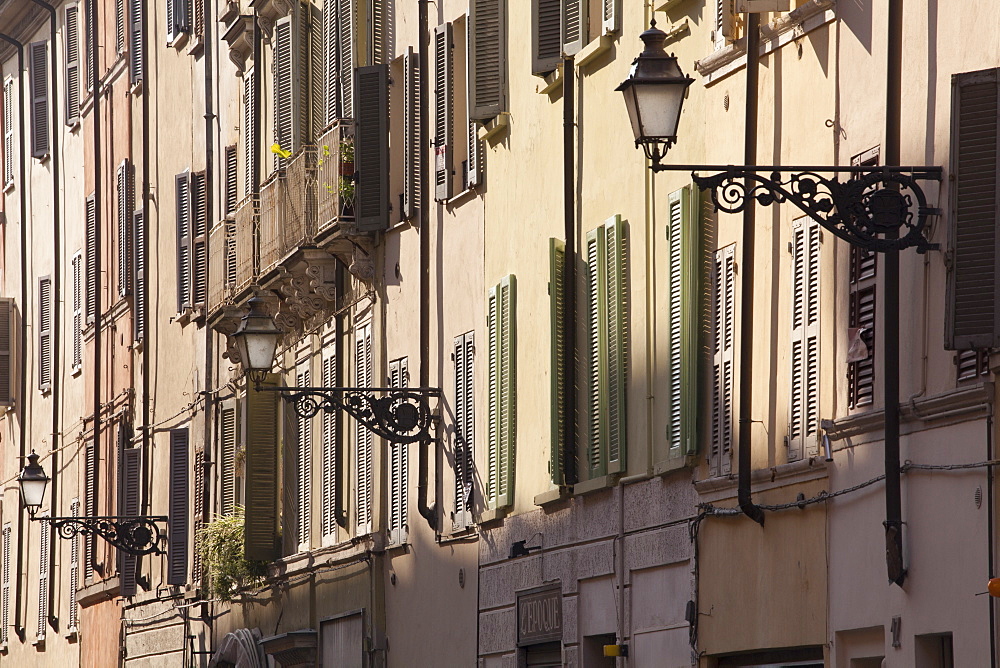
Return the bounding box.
[355,323,373,534]
[67,500,80,631]
[65,4,81,125]
[192,449,205,583]
[487,276,515,509]
[946,68,1000,349]
[176,172,191,311]
[129,0,143,85]
[119,447,140,596]
[586,227,606,478]
[532,0,561,75]
[38,276,52,391]
[115,0,125,52]
[354,65,389,231]
[604,217,627,474]
[601,0,619,34]
[84,0,94,92]
[72,254,83,369]
[714,0,735,49]
[133,209,145,340]
[711,245,736,476]
[168,428,189,585]
[337,0,355,118]
[0,525,9,647]
[0,298,12,405]
[788,219,821,461]
[321,349,338,542]
[244,374,280,560]
[297,366,312,549]
[453,332,474,528]
[117,160,133,297]
[220,400,239,516]
[224,145,238,216]
[388,358,408,545]
[3,78,14,186]
[469,0,506,120]
[191,171,208,306]
[403,48,420,218]
[667,188,700,458]
[243,69,256,198]
[370,0,386,63]
[86,193,97,324]
[83,440,97,580]
[322,0,339,124]
[549,239,566,486]
[273,14,302,167]
[36,517,50,641]
[434,24,453,201]
[29,41,48,158]
[561,0,586,57]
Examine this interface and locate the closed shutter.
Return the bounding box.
[714,0,734,49]
[191,170,208,306]
[176,171,191,311]
[337,0,355,119]
[36,516,50,641]
[561,0,586,56]
[549,239,566,486]
[38,276,52,391]
[947,69,1000,349]
[355,322,373,534]
[86,193,97,324]
[297,366,312,550]
[129,0,143,85]
[788,219,821,462]
[133,209,145,340]
[67,499,80,631]
[243,69,256,198]
[403,48,419,218]
[354,65,389,231]
[453,332,474,528]
[117,160,133,297]
[192,449,205,583]
[711,245,736,476]
[487,275,515,509]
[83,440,97,580]
[0,298,12,405]
[244,374,280,561]
[220,400,239,516]
[604,218,626,473]
[0,524,9,646]
[72,253,82,369]
[387,358,408,545]
[434,24,453,202]
[601,0,619,34]
[168,428,189,585]
[666,188,700,458]
[115,0,125,53]
[532,0,561,75]
[321,350,338,542]
[65,4,81,125]
[848,283,876,408]
[119,447,140,596]
[29,41,48,159]
[3,77,13,186]
[469,0,506,120]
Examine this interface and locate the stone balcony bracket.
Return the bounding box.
[222,15,256,76]
[251,0,294,41]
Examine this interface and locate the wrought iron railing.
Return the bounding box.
[316,121,356,233]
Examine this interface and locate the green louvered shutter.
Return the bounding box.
[586,227,607,478]
[487,276,515,509]
[666,188,700,458]
[244,374,280,561]
[549,239,566,486]
[604,216,627,473]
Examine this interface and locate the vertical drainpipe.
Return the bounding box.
[0,29,28,642]
[202,0,215,539]
[883,0,905,587]
[737,11,764,525]
[252,21,261,273]
[91,0,104,575]
[562,55,577,487]
[141,0,151,521]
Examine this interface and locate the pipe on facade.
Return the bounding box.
[0,28,28,641]
[141,0,151,522]
[90,0,104,575]
[988,413,996,666]
[562,55,577,487]
[202,0,216,552]
[736,11,765,526]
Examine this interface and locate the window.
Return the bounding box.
[224,144,238,216]
[585,216,627,479]
[71,252,82,371]
[710,245,736,476]
[296,363,312,550]
[487,275,515,509]
[168,428,189,585]
[469,0,507,121]
[531,0,593,75]
[322,0,355,125]
[38,276,52,392]
[85,193,97,324]
[713,0,736,50]
[454,332,474,529]
[65,3,81,125]
[175,171,191,311]
[273,12,306,168]
[166,0,190,45]
[788,218,821,462]
[387,357,409,545]
[36,514,49,642]
[355,322,373,534]
[117,160,133,298]
[3,77,13,187]
[29,41,48,159]
[128,0,143,86]
[84,0,94,92]
[175,170,207,312]
[321,346,338,544]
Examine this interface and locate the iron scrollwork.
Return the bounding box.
[280,387,439,444]
[690,167,942,253]
[43,516,166,556]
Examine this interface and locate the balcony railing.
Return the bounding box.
[207,219,239,314]
[316,121,356,233]
[259,148,319,275]
[234,194,259,294]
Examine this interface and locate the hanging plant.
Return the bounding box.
[197,506,269,601]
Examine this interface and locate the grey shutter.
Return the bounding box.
[714,0,734,48]
[337,0,355,118]
[225,144,238,216]
[176,172,192,311]
[168,428,189,585]
[166,0,175,42]
[434,24,453,202]
[67,499,80,631]
[35,516,49,641]
[711,245,736,476]
[453,332,474,528]
[83,440,97,581]
[788,219,821,462]
[322,0,339,124]
[115,0,125,53]
[119,447,140,596]
[561,0,586,57]
[86,193,97,324]
[273,14,303,167]
[321,349,338,542]
[133,209,145,340]
[0,298,12,405]
[310,3,323,141]
[191,171,208,306]
[84,0,94,91]
[38,276,52,391]
[532,0,561,75]
[167,0,189,43]
[220,400,239,516]
[487,276,515,508]
[602,0,619,35]
[549,239,565,486]
[3,78,14,185]
[65,4,81,125]
[244,375,280,561]
[192,449,205,583]
[355,323,373,535]
[117,160,133,297]
[370,0,386,64]
[0,525,9,646]
[467,119,482,188]
[354,65,389,231]
[666,188,699,458]
[946,68,1000,349]
[243,69,256,198]
[72,253,82,368]
[403,48,419,219]
[388,358,408,545]
[129,0,143,85]
[297,367,312,549]
[29,41,48,158]
[469,0,506,120]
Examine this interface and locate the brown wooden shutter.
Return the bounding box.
[469,0,506,120]
[119,446,140,596]
[117,160,133,297]
[0,298,12,405]
[220,400,239,516]
[72,253,83,368]
[38,276,52,391]
[176,172,192,311]
[244,69,256,198]
[168,428,189,585]
[129,0,143,85]
[84,0,94,91]
[947,68,1000,349]
[388,358,408,545]
[133,209,145,341]
[355,323,373,534]
[224,145,238,216]
[321,349,338,542]
[296,366,312,549]
[244,375,280,561]
[35,517,49,641]
[192,449,206,583]
[29,41,48,158]
[354,65,389,231]
[336,0,355,119]
[67,499,80,631]
[454,332,474,528]
[3,78,14,186]
[532,0,561,75]
[191,170,208,306]
[434,24,453,202]
[83,440,97,580]
[403,48,419,219]
[115,0,125,52]
[0,524,9,646]
[65,4,81,125]
[86,193,97,324]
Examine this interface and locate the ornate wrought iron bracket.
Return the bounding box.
[653,164,943,253]
[37,515,167,556]
[264,387,441,445]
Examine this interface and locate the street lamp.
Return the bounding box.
[18,454,166,556]
[232,295,283,387]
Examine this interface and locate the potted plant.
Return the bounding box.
[197,506,269,602]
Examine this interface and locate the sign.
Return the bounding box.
[735,0,791,11]
[517,586,562,646]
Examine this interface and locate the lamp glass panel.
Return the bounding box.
[20,476,47,509]
[632,82,686,139]
[242,332,280,373]
[622,86,643,141]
